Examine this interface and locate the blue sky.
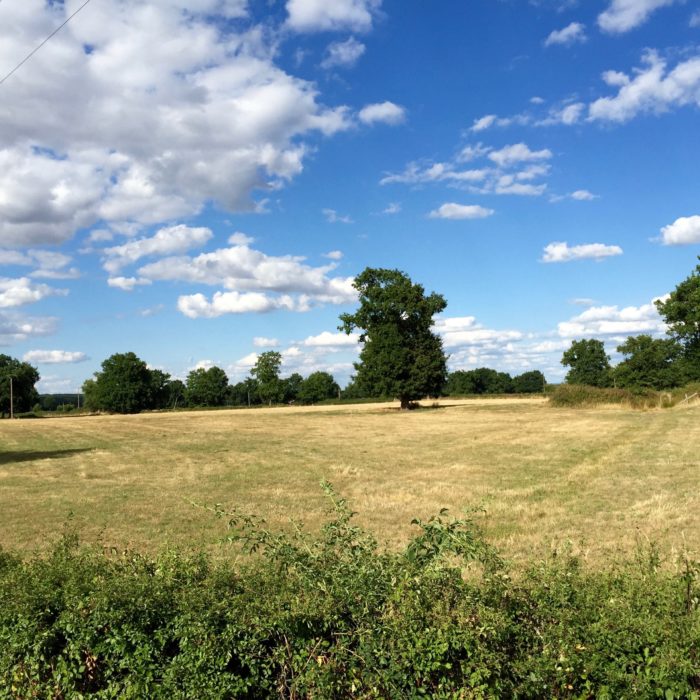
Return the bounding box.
[1,0,700,393]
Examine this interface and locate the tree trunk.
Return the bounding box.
[400,396,411,410]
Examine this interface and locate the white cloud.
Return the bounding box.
[571,189,598,201]
[23,350,88,364]
[551,189,599,202]
[659,215,700,245]
[321,37,366,69]
[537,102,585,126]
[0,277,66,308]
[358,101,406,126]
[137,239,356,307]
[598,0,677,33]
[488,143,553,167]
[691,10,700,26]
[470,115,497,132]
[253,336,279,347]
[542,241,623,262]
[544,22,587,46]
[558,300,665,338]
[428,203,495,220]
[228,232,255,246]
[107,276,152,291]
[0,312,58,345]
[102,225,213,273]
[434,315,523,351]
[0,248,79,279]
[302,330,360,347]
[323,250,344,260]
[323,208,353,224]
[178,291,293,318]
[382,202,401,214]
[382,142,551,197]
[285,0,380,32]
[589,51,700,122]
[0,1,356,247]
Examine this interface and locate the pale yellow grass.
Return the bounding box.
[0,397,698,565]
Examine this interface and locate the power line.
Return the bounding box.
[0,0,94,86]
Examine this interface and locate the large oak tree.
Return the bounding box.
[339,268,447,409]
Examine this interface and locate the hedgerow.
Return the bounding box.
[1,484,698,698]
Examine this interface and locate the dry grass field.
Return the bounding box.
[1,397,698,565]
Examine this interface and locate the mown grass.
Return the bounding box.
[1,397,698,565]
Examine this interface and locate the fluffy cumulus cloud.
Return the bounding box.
[488,143,552,168]
[589,51,700,122]
[358,101,406,125]
[302,331,360,347]
[0,249,79,279]
[253,336,279,347]
[542,241,623,262]
[659,215,700,245]
[428,203,494,220]
[544,22,587,47]
[0,312,57,346]
[598,0,678,33]
[23,350,88,364]
[0,277,67,308]
[558,300,666,338]
[132,238,356,317]
[0,0,358,247]
[107,276,152,291]
[285,0,381,32]
[321,37,366,69]
[434,316,523,350]
[102,225,213,273]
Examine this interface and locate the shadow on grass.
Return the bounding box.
[0,448,94,466]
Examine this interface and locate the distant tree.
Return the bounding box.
[298,371,340,404]
[444,370,477,396]
[655,258,700,379]
[512,370,546,394]
[0,354,40,417]
[167,379,186,408]
[614,335,682,390]
[341,378,371,400]
[149,370,172,409]
[281,373,304,403]
[561,339,612,387]
[228,378,260,406]
[185,366,229,407]
[251,351,283,406]
[83,352,152,414]
[339,268,447,409]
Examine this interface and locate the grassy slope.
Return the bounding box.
[0,398,698,564]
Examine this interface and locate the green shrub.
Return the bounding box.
[549,384,666,409]
[1,486,698,698]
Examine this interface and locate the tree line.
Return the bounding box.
[560,259,700,390]
[3,259,699,415]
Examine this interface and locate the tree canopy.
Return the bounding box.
[339,268,447,409]
[655,258,700,379]
[298,371,340,404]
[0,355,40,417]
[251,351,283,405]
[614,335,682,390]
[84,352,155,414]
[561,339,611,388]
[186,366,229,407]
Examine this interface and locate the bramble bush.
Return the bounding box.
[1,484,698,698]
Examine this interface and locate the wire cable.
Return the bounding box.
[0,0,94,86]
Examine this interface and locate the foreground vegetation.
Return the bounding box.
[1,488,698,698]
